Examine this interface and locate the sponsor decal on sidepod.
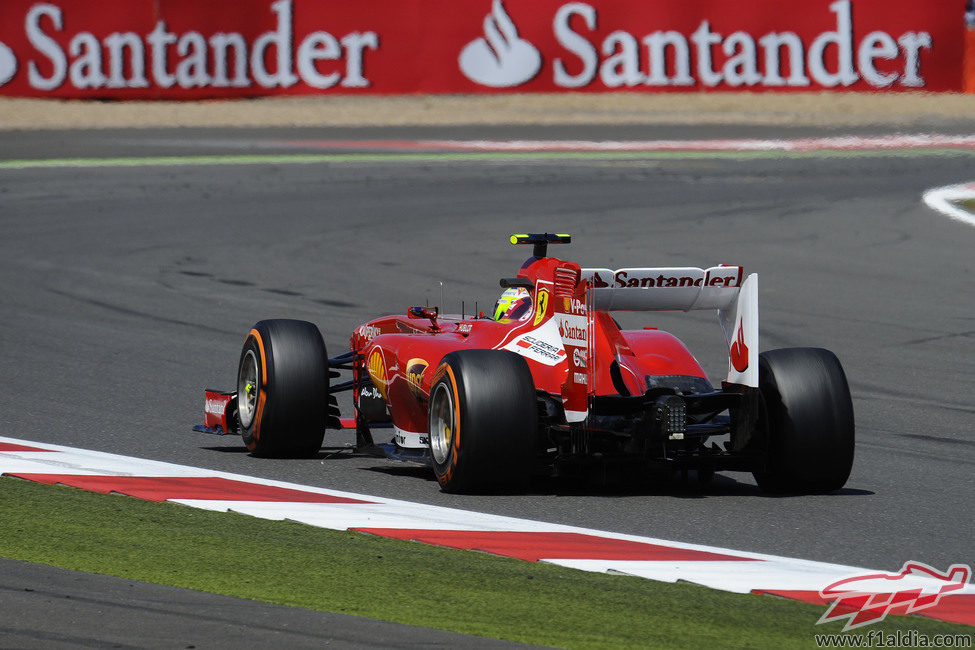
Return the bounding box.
[557,314,588,347]
[502,319,567,366]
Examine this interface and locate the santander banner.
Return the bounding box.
[0,0,964,98]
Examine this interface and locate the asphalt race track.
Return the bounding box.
[1,123,974,643]
[0,557,525,649]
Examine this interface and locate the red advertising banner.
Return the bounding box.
[0,0,964,99]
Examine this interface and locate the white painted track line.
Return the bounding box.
[923,182,975,228]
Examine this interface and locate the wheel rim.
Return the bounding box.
[429,382,455,465]
[238,349,259,429]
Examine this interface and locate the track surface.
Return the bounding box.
[1,124,974,640]
[0,558,524,649]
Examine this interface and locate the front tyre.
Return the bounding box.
[428,350,536,494]
[238,319,328,458]
[753,347,855,494]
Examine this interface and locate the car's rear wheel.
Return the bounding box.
[753,347,855,494]
[428,350,536,493]
[238,319,328,458]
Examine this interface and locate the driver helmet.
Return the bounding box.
[493,287,531,322]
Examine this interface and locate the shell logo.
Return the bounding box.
[367,349,389,400]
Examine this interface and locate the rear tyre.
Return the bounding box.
[237,319,328,458]
[753,348,855,494]
[428,350,536,494]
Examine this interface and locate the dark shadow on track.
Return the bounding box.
[197,442,877,498]
[362,464,438,482]
[756,487,874,498]
[200,446,250,453]
[361,463,874,498]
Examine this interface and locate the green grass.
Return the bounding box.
[0,476,970,648]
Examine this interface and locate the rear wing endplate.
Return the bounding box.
[581,266,758,387]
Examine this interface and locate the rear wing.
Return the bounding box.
[580,266,758,388]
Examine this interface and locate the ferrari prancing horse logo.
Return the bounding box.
[533,289,549,326]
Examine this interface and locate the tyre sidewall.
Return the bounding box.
[429,350,536,493]
[429,364,462,488]
[238,319,328,458]
[757,347,855,493]
[239,329,269,452]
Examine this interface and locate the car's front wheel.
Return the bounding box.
[237,319,328,458]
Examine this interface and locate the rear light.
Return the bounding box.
[654,395,686,441]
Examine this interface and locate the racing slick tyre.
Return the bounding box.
[428,350,537,494]
[753,347,855,494]
[237,319,328,458]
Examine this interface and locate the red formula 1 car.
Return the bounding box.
[196,234,854,494]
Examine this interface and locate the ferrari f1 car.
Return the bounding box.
[196,234,854,494]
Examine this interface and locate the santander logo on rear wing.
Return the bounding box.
[581,265,759,388]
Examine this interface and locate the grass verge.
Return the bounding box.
[0,476,969,648]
